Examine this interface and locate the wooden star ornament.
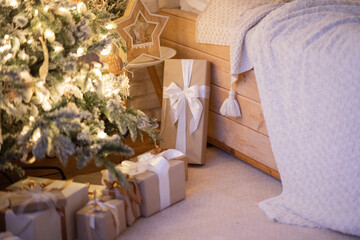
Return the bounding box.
[114,0,168,63]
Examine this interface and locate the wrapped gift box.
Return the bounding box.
[98,178,141,226]
[6,178,88,240]
[160,59,211,165]
[0,191,63,240]
[115,149,186,217]
[76,199,126,240]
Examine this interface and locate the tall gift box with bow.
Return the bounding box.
[160,59,211,165]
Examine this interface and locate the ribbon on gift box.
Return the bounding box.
[102,179,141,219]
[117,149,184,210]
[162,59,210,155]
[8,178,71,214]
[87,199,122,237]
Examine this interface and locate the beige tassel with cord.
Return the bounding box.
[220,74,242,117]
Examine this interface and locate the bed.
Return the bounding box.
[158,0,360,236]
[159,5,279,179]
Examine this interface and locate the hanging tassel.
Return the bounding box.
[220,74,242,117]
[220,89,241,117]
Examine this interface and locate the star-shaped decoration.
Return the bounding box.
[114,0,168,63]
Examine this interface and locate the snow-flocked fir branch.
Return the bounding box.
[0,0,159,187]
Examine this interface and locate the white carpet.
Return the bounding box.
[111,147,358,240]
[73,147,359,239]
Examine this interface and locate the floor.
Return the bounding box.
[75,146,359,240]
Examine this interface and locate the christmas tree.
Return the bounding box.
[0,0,159,187]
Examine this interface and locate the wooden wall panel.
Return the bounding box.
[210,84,268,135]
[208,111,277,170]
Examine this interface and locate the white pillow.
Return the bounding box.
[180,0,210,14]
[158,0,180,9]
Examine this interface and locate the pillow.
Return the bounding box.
[158,0,180,9]
[180,0,210,14]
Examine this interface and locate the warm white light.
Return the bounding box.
[93,69,102,77]
[54,46,63,52]
[77,47,85,56]
[97,131,107,139]
[93,63,102,69]
[0,44,11,53]
[29,116,35,122]
[4,35,9,40]
[100,34,107,40]
[64,76,71,83]
[37,23,41,28]
[32,128,41,142]
[34,9,38,15]
[44,5,49,11]
[59,7,67,12]
[77,2,86,13]
[4,53,12,61]
[8,0,19,7]
[100,45,112,56]
[27,39,32,44]
[105,22,117,30]
[44,29,55,42]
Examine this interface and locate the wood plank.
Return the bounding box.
[161,39,261,102]
[128,92,160,110]
[208,111,277,170]
[210,84,268,136]
[208,137,280,180]
[160,9,230,61]
[159,8,198,22]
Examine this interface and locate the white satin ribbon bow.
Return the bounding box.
[163,59,209,155]
[104,149,184,210]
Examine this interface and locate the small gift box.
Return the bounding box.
[76,199,126,240]
[99,177,142,226]
[6,177,89,240]
[105,149,186,217]
[160,59,211,165]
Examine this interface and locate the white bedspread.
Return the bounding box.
[231,0,360,236]
[196,0,274,46]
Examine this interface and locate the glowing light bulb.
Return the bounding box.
[77,2,86,13]
[44,5,49,11]
[59,7,67,12]
[29,116,35,122]
[4,35,9,40]
[77,47,85,56]
[32,128,41,142]
[100,34,107,40]
[100,45,112,56]
[105,22,117,30]
[8,0,18,7]
[54,46,63,52]
[44,29,55,42]
[27,39,33,44]
[35,9,38,16]
[93,69,102,77]
[97,131,107,139]
[64,76,71,82]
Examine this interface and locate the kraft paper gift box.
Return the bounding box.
[0,191,63,240]
[76,199,127,240]
[160,59,211,165]
[98,175,141,226]
[116,149,186,217]
[6,177,89,240]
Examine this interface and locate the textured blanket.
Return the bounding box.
[232,0,360,236]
